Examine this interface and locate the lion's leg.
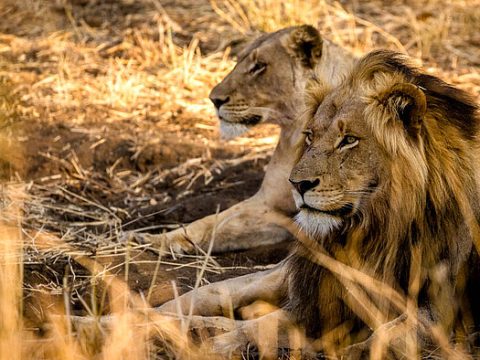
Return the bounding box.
[204,309,308,358]
[126,196,292,254]
[67,312,239,333]
[61,264,287,351]
[159,262,287,317]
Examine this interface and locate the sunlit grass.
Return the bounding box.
[0,0,479,359]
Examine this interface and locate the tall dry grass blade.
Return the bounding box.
[0,185,24,360]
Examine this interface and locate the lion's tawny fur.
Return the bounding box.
[287,50,480,349]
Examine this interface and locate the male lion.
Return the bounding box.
[163,50,480,358]
[130,25,356,253]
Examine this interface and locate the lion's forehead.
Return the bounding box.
[312,93,366,137]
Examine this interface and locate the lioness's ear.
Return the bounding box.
[382,83,426,137]
[286,25,323,68]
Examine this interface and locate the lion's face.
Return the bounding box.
[290,62,428,237]
[209,26,323,139]
[290,92,385,236]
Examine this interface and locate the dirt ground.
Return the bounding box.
[1,0,293,324]
[18,73,287,318]
[1,0,480,356]
[21,118,288,315]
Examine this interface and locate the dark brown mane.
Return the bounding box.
[356,49,479,140]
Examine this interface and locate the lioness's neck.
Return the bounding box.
[276,40,356,132]
[316,39,357,89]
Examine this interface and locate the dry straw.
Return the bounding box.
[0,0,479,358]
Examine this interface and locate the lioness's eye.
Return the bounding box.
[249,62,266,75]
[338,135,359,149]
[303,129,313,146]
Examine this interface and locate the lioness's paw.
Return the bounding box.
[119,230,194,254]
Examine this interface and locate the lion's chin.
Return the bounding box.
[295,210,343,238]
[219,120,251,140]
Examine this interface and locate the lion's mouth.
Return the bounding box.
[241,115,262,126]
[219,115,262,126]
[300,203,354,217]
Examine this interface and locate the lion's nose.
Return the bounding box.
[210,95,230,109]
[289,178,320,196]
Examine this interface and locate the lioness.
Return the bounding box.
[163,50,480,357]
[131,25,356,253]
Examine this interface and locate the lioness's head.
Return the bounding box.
[290,50,479,238]
[209,25,323,139]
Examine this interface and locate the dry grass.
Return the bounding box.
[0,0,479,358]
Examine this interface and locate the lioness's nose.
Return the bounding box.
[289,178,320,196]
[209,95,230,109]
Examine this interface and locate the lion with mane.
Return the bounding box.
[285,49,480,355]
[179,49,480,358]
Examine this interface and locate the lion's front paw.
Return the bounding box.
[205,329,249,357]
[120,229,195,254]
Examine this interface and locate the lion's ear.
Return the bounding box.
[285,25,323,68]
[383,83,427,137]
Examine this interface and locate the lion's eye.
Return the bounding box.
[303,129,313,146]
[249,62,266,75]
[338,135,359,149]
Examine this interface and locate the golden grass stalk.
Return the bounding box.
[0,185,23,360]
